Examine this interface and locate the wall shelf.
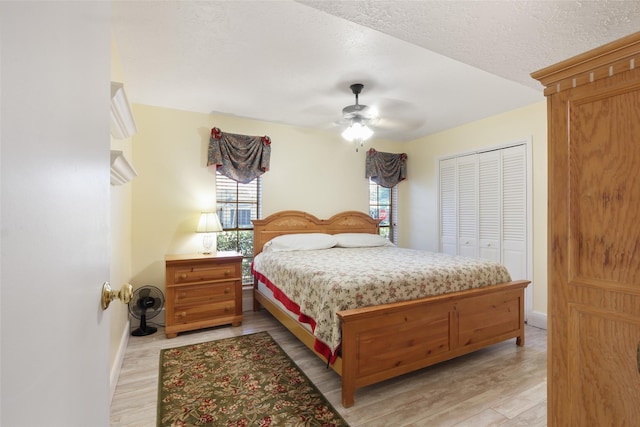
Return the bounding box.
[110,150,137,185]
[110,81,137,139]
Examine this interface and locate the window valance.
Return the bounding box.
[365,148,407,188]
[207,127,271,184]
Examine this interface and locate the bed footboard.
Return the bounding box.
[337,280,529,407]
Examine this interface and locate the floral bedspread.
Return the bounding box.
[252,247,512,362]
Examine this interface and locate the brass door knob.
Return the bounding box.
[101,282,133,310]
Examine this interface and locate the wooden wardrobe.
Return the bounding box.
[532,32,640,425]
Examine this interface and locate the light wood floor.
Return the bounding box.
[110,310,547,426]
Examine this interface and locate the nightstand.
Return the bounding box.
[164,251,243,338]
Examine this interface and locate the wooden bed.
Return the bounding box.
[252,210,530,407]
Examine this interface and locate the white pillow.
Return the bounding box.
[334,233,395,248]
[262,233,338,252]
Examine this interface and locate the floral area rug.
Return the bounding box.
[157,331,349,426]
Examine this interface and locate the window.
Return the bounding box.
[216,173,261,285]
[369,179,398,244]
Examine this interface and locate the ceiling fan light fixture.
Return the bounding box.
[342,121,373,142]
[341,83,375,151]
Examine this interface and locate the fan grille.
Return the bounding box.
[129,285,164,320]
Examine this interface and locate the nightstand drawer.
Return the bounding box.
[173,282,235,305]
[172,301,236,325]
[173,265,237,284]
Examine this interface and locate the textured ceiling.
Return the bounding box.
[111,1,640,142]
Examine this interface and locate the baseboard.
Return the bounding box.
[110,318,130,404]
[527,310,547,330]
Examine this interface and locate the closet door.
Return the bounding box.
[501,145,527,281]
[478,150,501,262]
[457,155,478,257]
[438,158,457,255]
[439,145,527,280]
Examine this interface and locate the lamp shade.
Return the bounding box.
[196,212,223,233]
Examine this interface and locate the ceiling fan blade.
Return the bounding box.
[373,116,427,132]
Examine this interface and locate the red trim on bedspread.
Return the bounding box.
[251,263,339,364]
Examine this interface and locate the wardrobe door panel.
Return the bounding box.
[568,304,640,425]
[563,83,640,425]
[571,86,640,286]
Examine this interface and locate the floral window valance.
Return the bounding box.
[365,148,407,188]
[207,127,271,184]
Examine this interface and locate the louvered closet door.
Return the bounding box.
[501,145,527,282]
[457,155,478,257]
[478,151,501,262]
[439,158,457,255]
[438,144,527,283]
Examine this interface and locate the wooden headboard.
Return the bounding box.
[252,210,380,256]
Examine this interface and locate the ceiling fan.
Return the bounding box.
[341,83,377,151]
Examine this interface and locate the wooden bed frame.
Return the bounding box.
[252,210,530,407]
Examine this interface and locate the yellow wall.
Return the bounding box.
[402,101,548,319]
[129,101,548,322]
[130,104,399,289]
[110,38,135,390]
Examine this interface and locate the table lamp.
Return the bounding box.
[196,212,223,254]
